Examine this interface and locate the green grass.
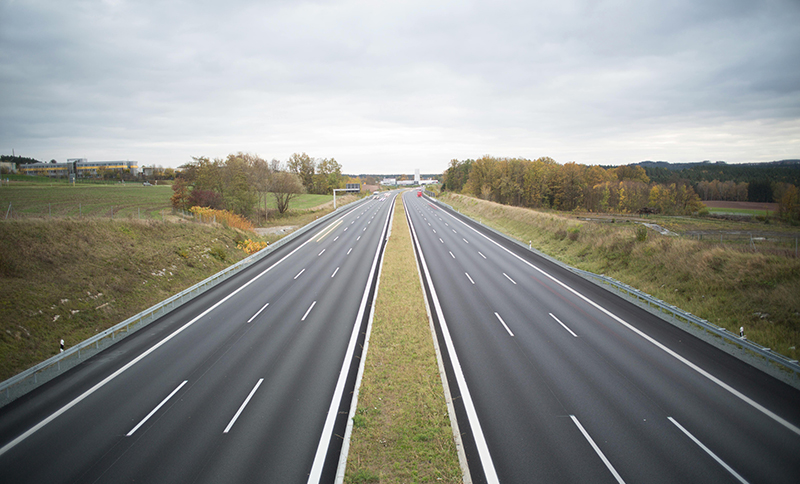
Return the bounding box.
[262,193,332,210]
[345,198,462,484]
[707,207,773,216]
[0,183,174,219]
[441,192,800,363]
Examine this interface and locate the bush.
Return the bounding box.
[567,226,580,241]
[636,225,648,242]
[555,229,567,240]
[209,243,227,261]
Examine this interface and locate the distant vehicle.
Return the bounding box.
[416,190,422,197]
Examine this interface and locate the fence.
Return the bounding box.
[0,196,370,408]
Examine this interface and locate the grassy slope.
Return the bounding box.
[441,192,800,362]
[0,218,252,381]
[345,197,462,484]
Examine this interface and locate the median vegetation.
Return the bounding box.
[440,192,800,364]
[345,197,462,483]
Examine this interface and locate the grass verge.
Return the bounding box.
[0,218,259,381]
[345,197,462,483]
[440,192,800,363]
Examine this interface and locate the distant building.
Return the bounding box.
[20,159,139,178]
[415,169,420,184]
[381,178,397,186]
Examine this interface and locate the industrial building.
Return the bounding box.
[19,159,139,178]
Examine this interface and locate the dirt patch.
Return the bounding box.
[703,201,778,211]
[254,226,297,236]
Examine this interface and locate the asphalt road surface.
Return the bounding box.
[404,190,800,484]
[0,192,397,483]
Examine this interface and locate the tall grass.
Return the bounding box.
[442,193,800,362]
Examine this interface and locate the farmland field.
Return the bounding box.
[703,200,778,215]
[1,180,338,221]
[0,183,174,219]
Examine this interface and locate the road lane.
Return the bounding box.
[404,191,800,483]
[0,193,397,483]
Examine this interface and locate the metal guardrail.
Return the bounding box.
[569,268,800,374]
[0,197,370,408]
[424,194,800,378]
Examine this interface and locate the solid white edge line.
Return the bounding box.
[308,194,396,483]
[302,301,317,321]
[0,205,350,458]
[331,267,340,278]
[223,378,264,434]
[668,417,750,484]
[404,195,473,484]
[465,272,475,285]
[494,312,514,337]
[247,302,270,323]
[550,313,578,338]
[407,199,500,484]
[334,194,397,483]
[451,208,800,437]
[570,415,626,484]
[127,380,188,436]
[502,273,517,285]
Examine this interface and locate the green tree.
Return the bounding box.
[287,153,315,193]
[270,170,305,213]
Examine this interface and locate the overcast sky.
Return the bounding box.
[1,0,799,174]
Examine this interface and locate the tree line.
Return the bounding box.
[170,152,348,220]
[443,156,701,216]
[443,156,800,220]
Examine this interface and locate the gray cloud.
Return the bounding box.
[1,0,798,173]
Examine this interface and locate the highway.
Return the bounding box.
[0,192,397,483]
[404,191,800,483]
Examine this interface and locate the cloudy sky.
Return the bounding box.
[1,0,799,174]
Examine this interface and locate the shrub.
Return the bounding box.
[189,206,254,232]
[209,243,227,261]
[567,226,580,241]
[237,239,268,254]
[636,225,648,242]
[555,229,567,240]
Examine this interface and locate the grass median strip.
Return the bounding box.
[345,197,462,484]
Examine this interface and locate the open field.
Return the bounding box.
[345,197,461,484]
[0,183,174,219]
[703,200,778,216]
[1,179,358,226]
[440,192,800,363]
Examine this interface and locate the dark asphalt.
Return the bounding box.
[404,191,800,484]
[0,193,397,483]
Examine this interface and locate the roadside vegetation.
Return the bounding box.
[440,192,800,363]
[345,197,462,484]
[0,218,256,381]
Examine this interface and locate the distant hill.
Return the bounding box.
[635,159,800,170]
